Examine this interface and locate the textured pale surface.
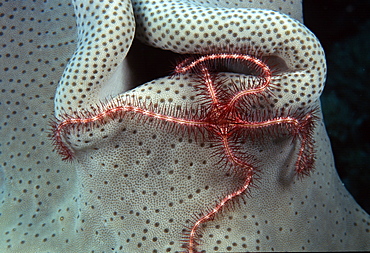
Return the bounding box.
[0,0,79,251]
[0,0,369,253]
[134,0,303,53]
[54,0,135,114]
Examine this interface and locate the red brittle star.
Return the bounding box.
[51,52,317,253]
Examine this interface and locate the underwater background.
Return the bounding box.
[304,0,370,213]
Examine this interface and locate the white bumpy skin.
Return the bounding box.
[133,0,326,111]
[0,0,369,252]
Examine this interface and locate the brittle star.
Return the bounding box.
[51,51,317,252]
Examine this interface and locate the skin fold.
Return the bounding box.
[0,0,369,252]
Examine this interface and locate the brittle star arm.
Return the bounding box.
[51,100,213,161]
[234,113,317,175]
